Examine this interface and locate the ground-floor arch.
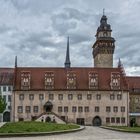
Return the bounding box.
[92,116,102,126]
[3,111,10,122]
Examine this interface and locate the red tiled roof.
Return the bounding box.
[0,68,14,85]
[126,77,140,89]
[14,67,128,91]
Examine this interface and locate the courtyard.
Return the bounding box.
[1,126,140,140]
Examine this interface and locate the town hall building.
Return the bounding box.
[11,14,131,126]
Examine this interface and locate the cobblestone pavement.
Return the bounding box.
[1,126,140,140]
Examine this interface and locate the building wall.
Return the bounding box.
[12,90,129,126]
[129,93,140,125]
[94,54,113,68]
[0,85,13,122]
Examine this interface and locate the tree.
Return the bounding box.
[0,94,7,122]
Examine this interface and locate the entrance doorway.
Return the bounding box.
[45,116,51,122]
[76,118,85,125]
[44,101,53,112]
[3,111,10,122]
[92,116,102,126]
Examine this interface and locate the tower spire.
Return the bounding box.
[118,58,122,68]
[103,8,105,15]
[15,56,17,68]
[64,37,71,68]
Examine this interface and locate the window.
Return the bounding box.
[111,117,115,123]
[49,94,54,100]
[3,95,6,102]
[18,106,23,113]
[19,94,24,100]
[78,106,83,112]
[8,95,11,102]
[33,106,38,113]
[87,94,92,100]
[110,94,115,100]
[77,94,82,100]
[25,106,31,113]
[64,106,68,112]
[96,94,101,100]
[8,106,11,110]
[116,117,120,123]
[58,106,62,112]
[121,106,125,112]
[117,94,122,100]
[106,117,110,123]
[121,117,125,123]
[113,106,118,112]
[110,73,120,89]
[89,72,98,89]
[21,71,31,90]
[58,94,63,100]
[95,106,99,112]
[85,106,89,112]
[29,94,34,100]
[3,86,6,92]
[39,94,44,100]
[106,106,111,112]
[67,72,76,89]
[68,94,73,100]
[8,86,12,91]
[44,72,54,89]
[72,106,77,112]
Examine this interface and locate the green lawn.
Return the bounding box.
[0,121,80,134]
[108,126,140,132]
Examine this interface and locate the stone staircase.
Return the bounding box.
[36,112,66,124]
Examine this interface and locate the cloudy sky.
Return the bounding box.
[0,0,140,76]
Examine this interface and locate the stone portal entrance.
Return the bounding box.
[3,111,10,122]
[92,116,102,126]
[45,116,51,122]
[44,101,53,112]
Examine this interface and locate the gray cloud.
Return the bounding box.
[0,0,139,76]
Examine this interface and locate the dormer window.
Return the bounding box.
[89,72,98,89]
[67,71,76,89]
[110,73,120,90]
[45,72,54,89]
[21,71,31,90]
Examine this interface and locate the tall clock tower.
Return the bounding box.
[92,13,115,68]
